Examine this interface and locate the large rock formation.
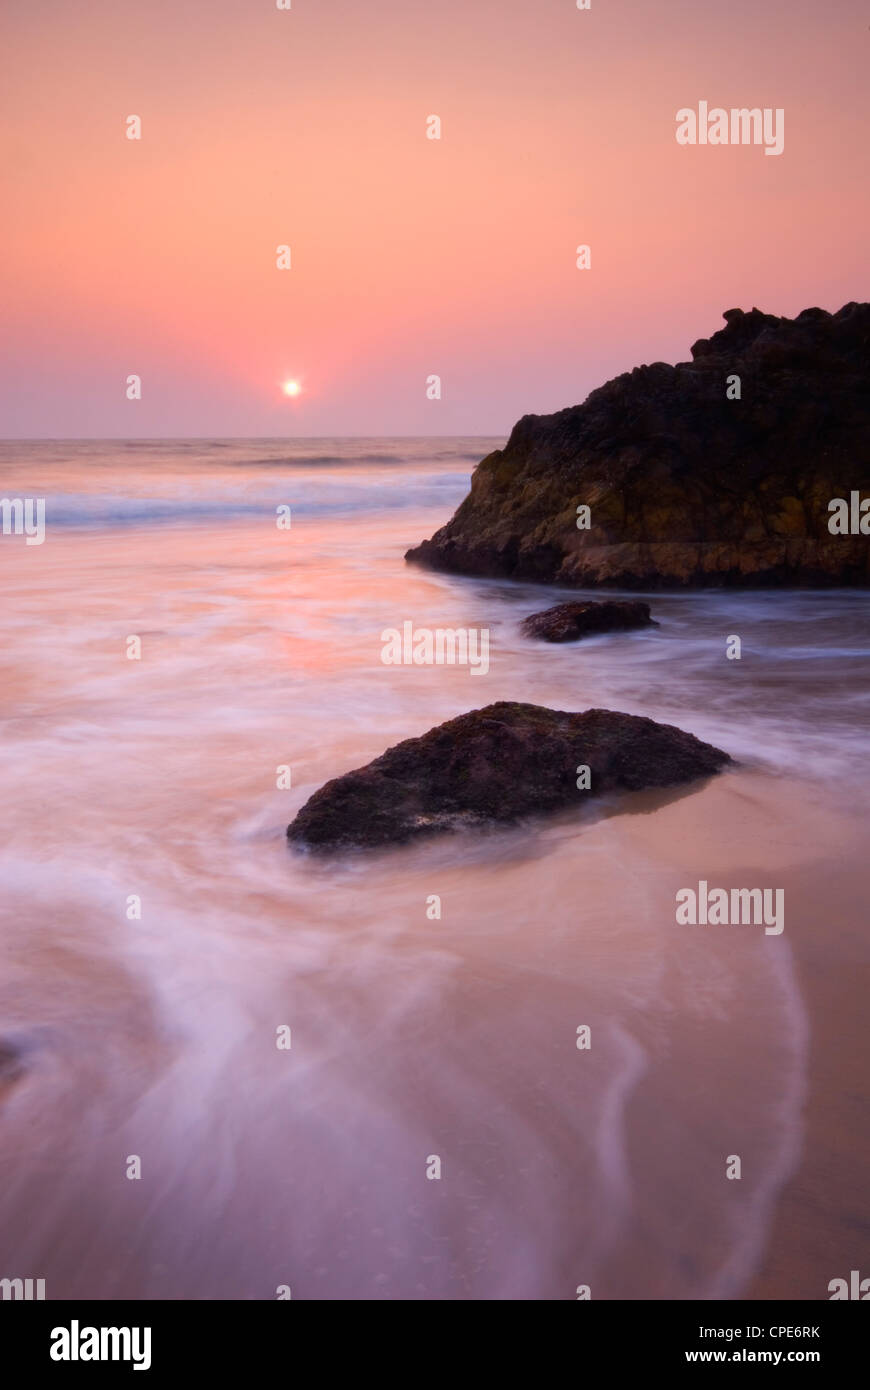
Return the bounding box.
[286,702,730,851]
[406,303,870,588]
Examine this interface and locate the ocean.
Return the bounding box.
[0,438,868,1299]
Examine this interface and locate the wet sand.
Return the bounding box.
[1,757,864,1298]
[587,771,870,1300]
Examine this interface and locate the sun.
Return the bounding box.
[282,380,301,398]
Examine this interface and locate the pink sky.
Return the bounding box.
[2,0,867,437]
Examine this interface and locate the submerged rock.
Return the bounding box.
[0,1039,25,1090]
[286,701,730,851]
[521,599,655,642]
[406,303,870,588]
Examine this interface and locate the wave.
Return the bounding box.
[35,473,471,529]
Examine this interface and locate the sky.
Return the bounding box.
[2,0,868,438]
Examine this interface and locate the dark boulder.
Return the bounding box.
[287,701,730,851]
[521,599,655,642]
[406,303,870,588]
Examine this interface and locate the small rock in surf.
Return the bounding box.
[521,599,655,642]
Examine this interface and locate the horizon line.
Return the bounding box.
[0,433,508,444]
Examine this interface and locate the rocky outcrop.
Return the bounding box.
[406,303,870,588]
[286,702,730,851]
[521,599,655,642]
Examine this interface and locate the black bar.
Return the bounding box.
[2,1300,864,1376]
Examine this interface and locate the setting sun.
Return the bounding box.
[282,381,301,398]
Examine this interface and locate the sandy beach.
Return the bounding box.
[0,440,867,1299]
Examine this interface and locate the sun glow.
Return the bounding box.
[282,380,301,398]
